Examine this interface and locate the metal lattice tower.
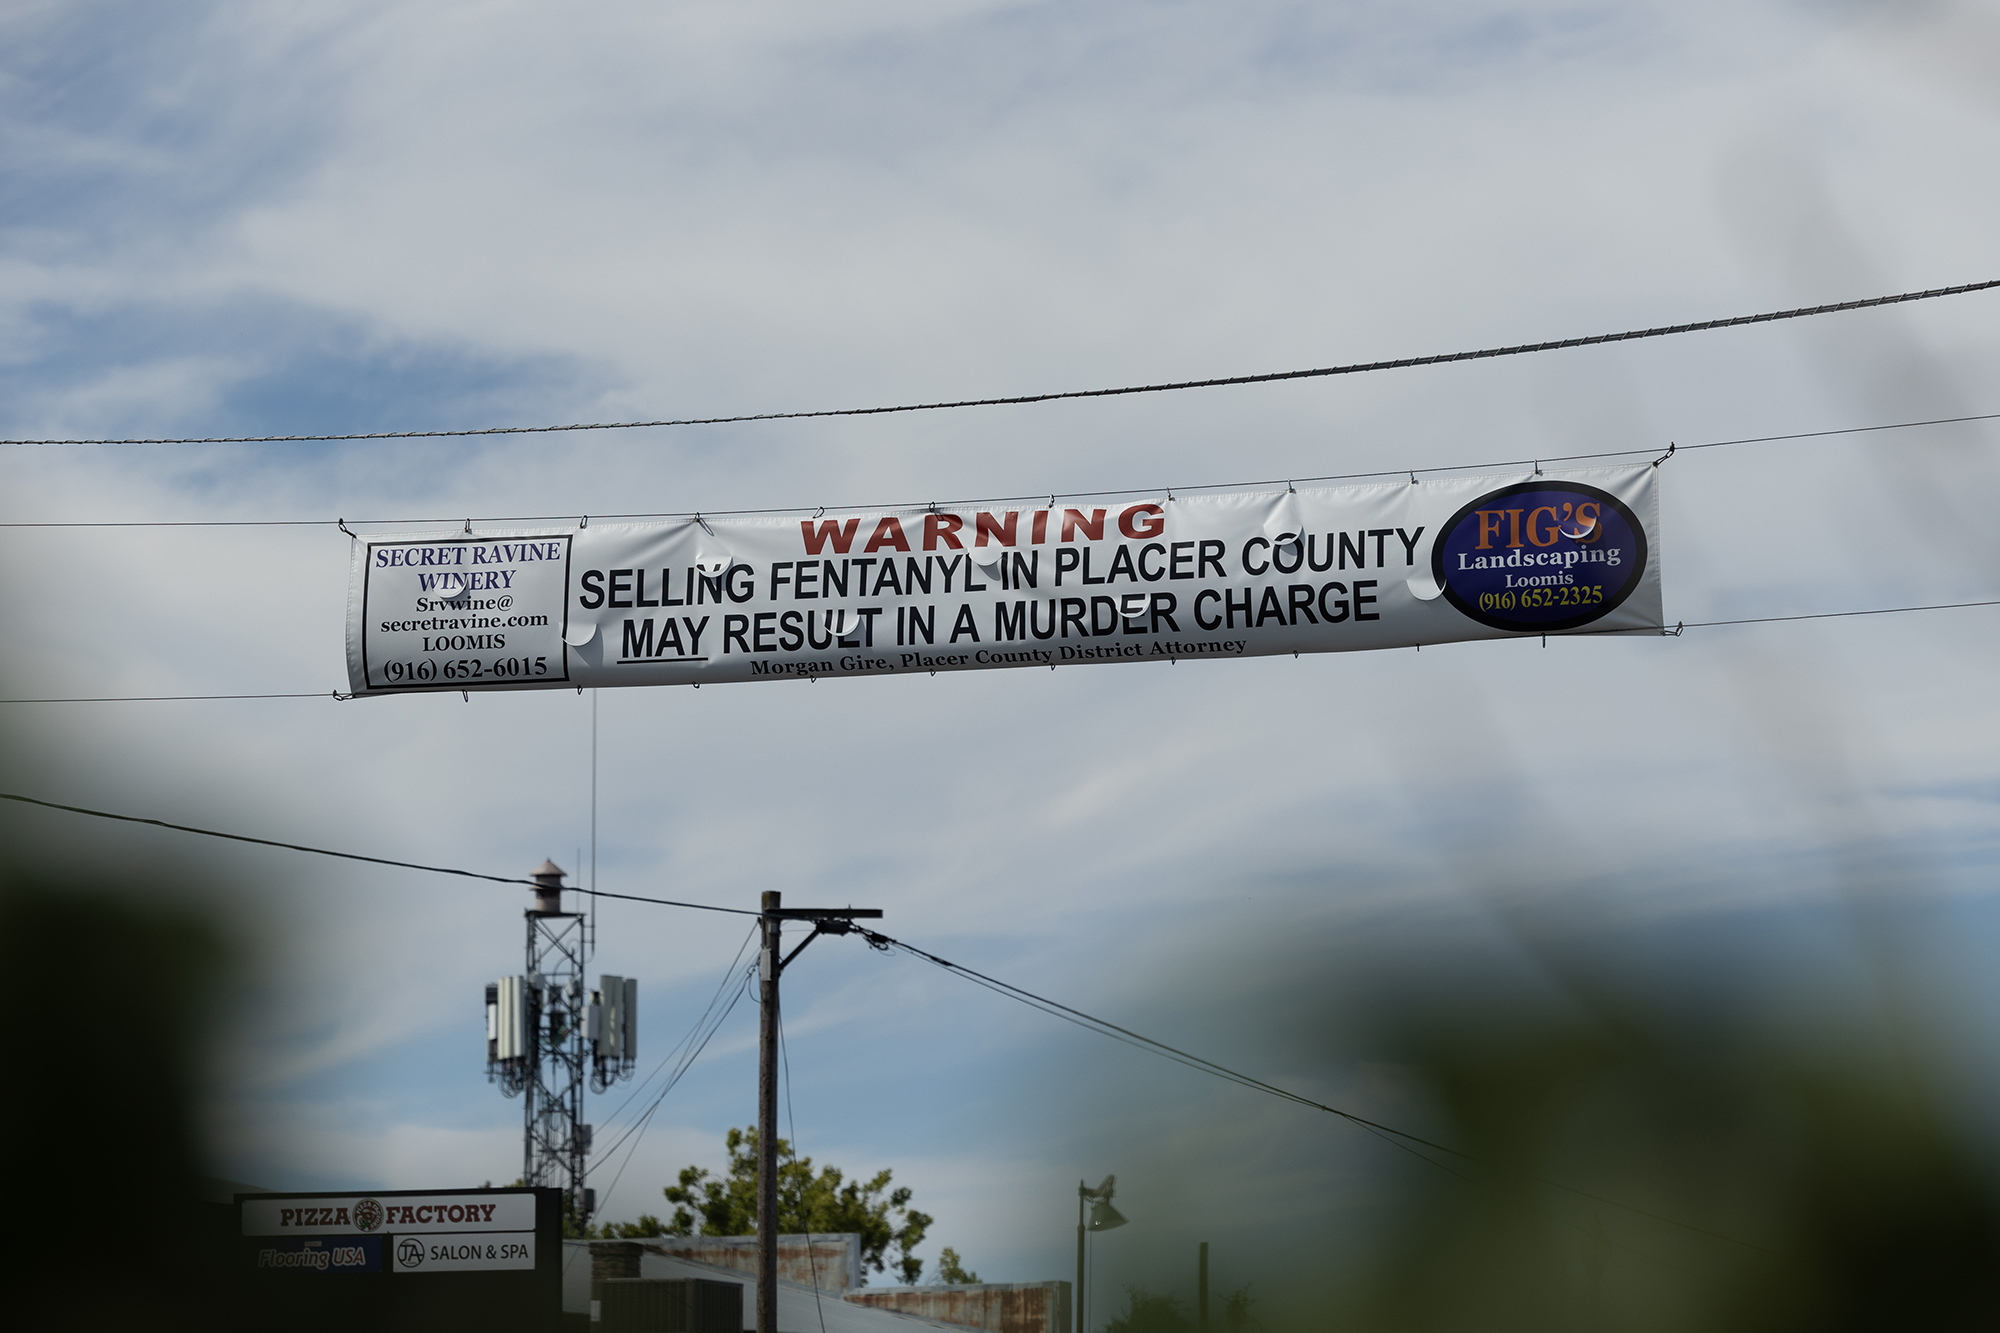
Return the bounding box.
[484,861,635,1226]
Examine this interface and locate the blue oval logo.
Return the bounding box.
[1431,481,1647,632]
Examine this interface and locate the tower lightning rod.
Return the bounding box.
[758,893,884,1333]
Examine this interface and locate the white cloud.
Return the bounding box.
[5,0,2000,1286]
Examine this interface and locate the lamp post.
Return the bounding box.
[1075,1175,1128,1333]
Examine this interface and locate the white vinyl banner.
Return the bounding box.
[345,466,1661,697]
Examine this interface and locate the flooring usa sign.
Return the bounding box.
[344,466,1661,696]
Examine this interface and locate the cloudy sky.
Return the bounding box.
[4,0,1999,1309]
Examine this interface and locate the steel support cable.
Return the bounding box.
[778,1013,832,1333]
[586,978,746,1171]
[0,781,1767,1252]
[2,409,1997,531]
[593,925,757,1136]
[861,929,1764,1253]
[571,966,754,1262]
[6,594,2000,705]
[0,790,759,915]
[3,281,1994,447]
[0,692,347,703]
[586,966,754,1188]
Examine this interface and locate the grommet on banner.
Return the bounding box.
[1047,494,1056,509]
[1287,480,1296,493]
[693,682,700,688]
[337,518,357,539]
[1409,471,1419,485]
[1533,460,1542,476]
[1653,441,1677,468]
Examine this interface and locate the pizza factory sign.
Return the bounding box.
[241,1189,539,1273]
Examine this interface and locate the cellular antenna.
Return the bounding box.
[485,860,636,1229]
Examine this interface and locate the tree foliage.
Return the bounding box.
[1102,1287,1193,1333]
[590,1213,670,1239]
[933,1247,981,1284]
[660,1126,933,1284]
[1222,1285,1258,1333]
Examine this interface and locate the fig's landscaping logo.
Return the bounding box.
[1432,481,1648,633]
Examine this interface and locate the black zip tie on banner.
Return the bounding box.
[1653,442,1677,468]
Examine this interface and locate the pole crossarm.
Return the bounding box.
[767,909,885,974]
[763,907,886,920]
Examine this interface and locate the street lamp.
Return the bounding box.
[1076,1175,1128,1333]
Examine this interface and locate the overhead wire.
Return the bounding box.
[592,924,757,1139]
[0,691,347,703]
[1,407,1995,529]
[0,780,1774,1253]
[3,279,1994,447]
[0,790,759,915]
[778,1012,832,1333]
[855,926,1764,1253]
[583,957,757,1219]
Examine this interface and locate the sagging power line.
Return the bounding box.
[0,407,1992,531]
[3,280,1993,447]
[853,926,1763,1253]
[0,783,1760,1253]
[0,790,756,915]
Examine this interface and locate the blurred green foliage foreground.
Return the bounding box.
[0,873,241,1331]
[6,847,1998,1332]
[1295,993,2000,1333]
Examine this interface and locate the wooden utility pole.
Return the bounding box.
[756,893,883,1333]
[758,891,782,1333]
[1198,1242,1209,1333]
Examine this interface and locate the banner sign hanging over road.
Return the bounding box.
[344,465,1661,697]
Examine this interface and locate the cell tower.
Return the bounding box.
[484,860,636,1225]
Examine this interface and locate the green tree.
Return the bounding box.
[588,1213,670,1239]
[932,1247,981,1284]
[1222,1285,1257,1333]
[662,1126,933,1284]
[1102,1287,1193,1333]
